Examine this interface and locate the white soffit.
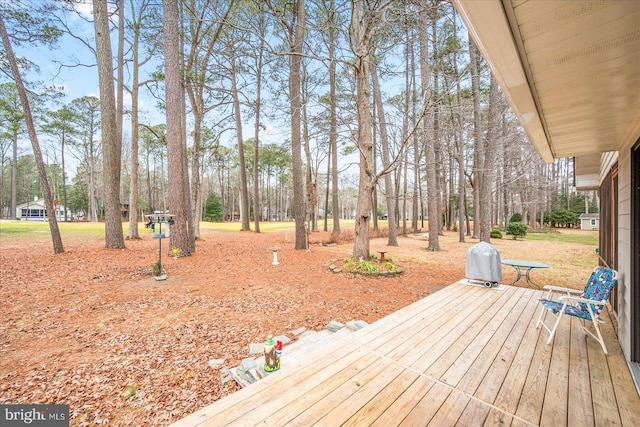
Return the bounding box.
[574,153,602,190]
[453,0,640,163]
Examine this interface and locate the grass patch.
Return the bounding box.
[0,219,391,244]
[199,221,299,233]
[200,219,367,233]
[0,220,105,239]
[524,230,598,246]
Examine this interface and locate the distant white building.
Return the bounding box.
[15,197,69,221]
[579,213,599,231]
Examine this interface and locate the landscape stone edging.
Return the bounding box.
[325,260,403,276]
[231,320,369,388]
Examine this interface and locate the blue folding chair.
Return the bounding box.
[535,266,618,354]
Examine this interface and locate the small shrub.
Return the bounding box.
[506,222,527,239]
[383,261,398,272]
[357,260,379,273]
[343,257,358,270]
[338,254,402,276]
[509,213,523,223]
[490,228,503,239]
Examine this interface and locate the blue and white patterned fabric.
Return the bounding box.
[539,267,617,321]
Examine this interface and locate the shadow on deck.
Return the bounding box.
[170,281,640,426]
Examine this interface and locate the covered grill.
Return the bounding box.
[465,241,502,287]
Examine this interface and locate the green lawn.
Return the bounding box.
[199,219,365,233]
[0,220,105,239]
[522,230,598,246]
[0,219,353,240]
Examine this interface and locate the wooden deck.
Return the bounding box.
[171,281,640,426]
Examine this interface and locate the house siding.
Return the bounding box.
[601,152,618,177]
[15,201,68,221]
[616,143,632,361]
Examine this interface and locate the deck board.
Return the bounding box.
[567,316,595,425]
[484,291,546,426]
[369,375,437,426]
[589,324,623,426]
[341,368,420,426]
[457,290,539,425]
[398,381,452,426]
[170,281,640,427]
[601,312,640,426]
[540,299,571,426]
[514,307,554,425]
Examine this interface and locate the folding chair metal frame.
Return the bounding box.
[535,267,618,355]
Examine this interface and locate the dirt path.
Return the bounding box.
[0,227,596,425]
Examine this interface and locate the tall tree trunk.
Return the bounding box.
[0,14,64,253]
[411,42,419,234]
[324,146,330,231]
[252,15,265,233]
[11,132,17,219]
[479,75,500,242]
[291,0,306,249]
[302,87,317,232]
[432,18,444,238]
[94,0,125,249]
[179,7,195,253]
[469,35,482,238]
[350,0,376,259]
[453,21,465,242]
[371,98,378,232]
[419,0,440,251]
[146,148,152,213]
[61,132,67,221]
[163,0,190,255]
[402,153,408,236]
[402,27,410,238]
[502,135,509,228]
[328,0,340,236]
[371,62,397,246]
[190,116,203,237]
[116,0,125,187]
[230,53,251,231]
[89,152,98,222]
[117,0,126,230]
[128,5,141,239]
[447,155,453,230]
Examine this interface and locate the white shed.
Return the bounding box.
[579,213,599,231]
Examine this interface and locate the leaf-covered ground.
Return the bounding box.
[0,226,594,425]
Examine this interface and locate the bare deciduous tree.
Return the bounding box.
[0,12,64,254]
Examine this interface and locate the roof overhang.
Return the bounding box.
[574,153,601,191]
[453,0,640,165]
